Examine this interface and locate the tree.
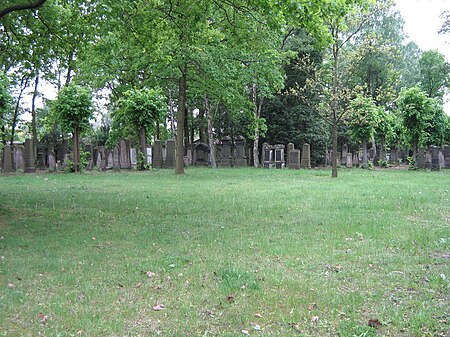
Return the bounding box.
[348,94,379,168]
[0,72,12,148]
[418,50,449,99]
[52,83,93,172]
[112,88,166,170]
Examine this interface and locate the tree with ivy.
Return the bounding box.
[111,88,166,170]
[348,94,379,168]
[52,83,93,172]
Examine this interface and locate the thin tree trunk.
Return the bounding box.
[65,48,74,86]
[176,65,187,175]
[331,120,338,177]
[73,126,80,172]
[31,73,39,162]
[331,36,339,178]
[168,89,175,138]
[184,107,189,156]
[362,138,368,168]
[10,76,29,146]
[205,94,217,169]
[139,126,147,169]
[156,121,160,140]
[380,135,386,163]
[252,83,263,168]
[199,107,205,143]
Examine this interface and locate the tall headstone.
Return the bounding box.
[287,143,294,166]
[439,149,445,170]
[288,149,301,169]
[48,152,56,172]
[194,142,209,166]
[234,136,247,167]
[13,145,25,171]
[98,146,107,171]
[152,140,163,169]
[2,145,13,172]
[58,140,68,165]
[24,139,36,173]
[220,137,232,167]
[274,144,285,169]
[341,144,348,166]
[301,143,311,169]
[417,147,426,169]
[119,139,131,169]
[146,145,152,166]
[165,139,175,169]
[113,146,120,170]
[430,146,440,171]
[36,145,46,169]
[346,153,353,168]
[85,144,94,170]
[130,148,137,168]
[353,152,359,167]
[262,143,273,169]
[443,145,450,169]
[389,148,399,163]
[106,150,114,169]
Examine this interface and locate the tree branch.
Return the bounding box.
[0,0,48,20]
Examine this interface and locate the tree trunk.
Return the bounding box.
[205,94,217,169]
[412,138,418,161]
[73,126,80,172]
[380,135,386,163]
[65,48,74,86]
[184,107,190,156]
[252,83,262,168]
[31,74,39,162]
[176,66,187,175]
[168,89,175,138]
[139,126,147,169]
[362,138,368,168]
[331,120,338,177]
[10,76,29,146]
[199,107,205,143]
[156,121,160,140]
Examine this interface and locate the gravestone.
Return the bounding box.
[341,144,348,166]
[165,139,175,169]
[301,143,311,169]
[439,149,445,170]
[152,140,163,168]
[98,146,107,171]
[106,150,113,169]
[36,145,46,169]
[13,145,25,171]
[336,152,341,168]
[119,139,131,169]
[389,148,399,163]
[417,147,426,169]
[184,149,192,166]
[146,145,152,166]
[262,143,273,168]
[58,140,68,165]
[48,152,56,172]
[220,137,232,167]
[443,145,450,169]
[85,144,94,170]
[346,153,353,168]
[274,144,285,169]
[425,149,432,170]
[24,139,36,173]
[113,146,120,170]
[2,145,13,172]
[430,146,440,171]
[130,148,137,168]
[194,142,209,166]
[353,152,359,167]
[287,143,294,166]
[234,136,247,167]
[288,149,301,169]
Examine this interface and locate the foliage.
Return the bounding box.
[52,83,93,133]
[418,49,449,99]
[348,94,379,143]
[0,72,12,147]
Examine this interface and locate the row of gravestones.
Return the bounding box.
[262,143,311,169]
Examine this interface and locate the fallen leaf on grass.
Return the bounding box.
[307,303,317,311]
[241,329,250,335]
[311,316,319,323]
[368,319,382,328]
[146,271,156,278]
[153,303,165,311]
[255,313,263,318]
[8,283,14,288]
[226,294,235,303]
[289,322,301,331]
[135,282,143,288]
[39,312,48,324]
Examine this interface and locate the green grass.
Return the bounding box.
[0,168,449,336]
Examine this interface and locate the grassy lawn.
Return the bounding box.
[0,168,449,336]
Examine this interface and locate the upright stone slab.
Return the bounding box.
[24,139,36,173]
[146,145,152,166]
[301,143,311,169]
[58,140,68,165]
[130,148,137,168]
[98,146,107,171]
[262,143,273,168]
[165,139,175,169]
[220,137,232,167]
[443,145,450,169]
[288,149,300,169]
[234,136,247,167]
[341,144,348,166]
[430,146,440,171]
[13,145,25,171]
[48,153,56,172]
[417,147,426,169]
[2,145,13,172]
[152,140,163,169]
[106,150,113,169]
[113,146,120,170]
[287,143,294,166]
[119,139,131,169]
[85,144,94,170]
[336,152,341,168]
[36,145,47,169]
[389,148,399,163]
[425,149,432,170]
[353,152,359,167]
[439,149,445,170]
[346,153,353,168]
[194,142,209,166]
[274,144,285,169]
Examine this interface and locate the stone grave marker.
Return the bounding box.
[220,137,232,167]
[119,139,131,169]
[262,143,273,168]
[13,145,25,171]
[194,142,209,166]
[417,147,426,169]
[152,140,163,168]
[113,146,120,170]
[301,143,311,169]
[234,136,247,167]
[24,139,36,173]
[346,153,353,168]
[341,144,348,166]
[274,144,285,169]
[165,139,175,169]
[2,145,13,172]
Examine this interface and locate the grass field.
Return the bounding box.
[0,168,449,336]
